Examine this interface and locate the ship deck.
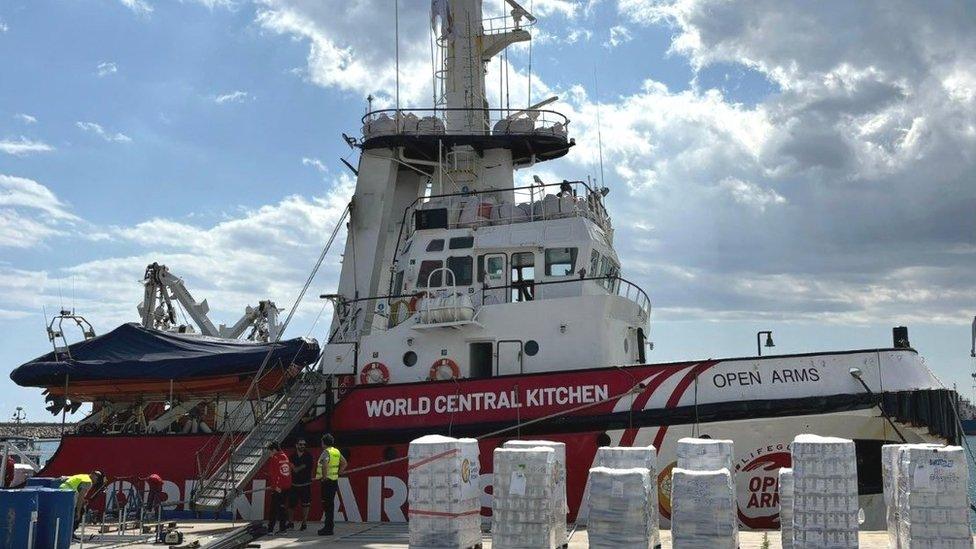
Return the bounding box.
[74,521,972,548]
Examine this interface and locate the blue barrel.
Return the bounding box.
[0,489,39,549]
[29,488,73,549]
[25,477,64,489]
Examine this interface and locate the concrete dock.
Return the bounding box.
[73,521,976,548]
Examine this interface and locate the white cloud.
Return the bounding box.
[0,137,54,156]
[76,121,132,143]
[604,25,632,49]
[0,18,8,33]
[14,114,37,124]
[214,90,252,104]
[301,157,328,174]
[96,61,118,77]
[118,0,153,14]
[0,174,79,249]
[717,177,785,212]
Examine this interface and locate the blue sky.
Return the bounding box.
[1,0,974,421]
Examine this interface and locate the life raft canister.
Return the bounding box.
[429,358,460,381]
[360,362,390,384]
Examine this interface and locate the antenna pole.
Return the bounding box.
[594,67,606,189]
[395,0,400,114]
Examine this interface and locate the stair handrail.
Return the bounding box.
[192,203,350,503]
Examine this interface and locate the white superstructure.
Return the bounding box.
[322,0,649,385]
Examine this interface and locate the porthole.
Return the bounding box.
[383,446,398,461]
[524,340,540,356]
[596,433,612,447]
[403,351,418,367]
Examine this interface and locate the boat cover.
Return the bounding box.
[9,323,320,387]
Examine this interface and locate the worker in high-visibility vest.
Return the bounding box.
[315,433,347,536]
[60,471,106,534]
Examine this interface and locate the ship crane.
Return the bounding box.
[138,262,281,342]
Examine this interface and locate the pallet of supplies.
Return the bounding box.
[897,445,971,549]
[502,440,567,546]
[779,467,794,549]
[491,447,559,549]
[790,434,859,549]
[676,437,734,472]
[586,466,658,549]
[408,435,481,549]
[591,445,658,543]
[670,467,738,549]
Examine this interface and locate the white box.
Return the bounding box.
[492,447,559,549]
[779,467,794,549]
[790,435,858,549]
[408,435,481,549]
[670,467,738,549]
[587,466,658,549]
[502,440,567,546]
[676,437,734,473]
[897,445,971,548]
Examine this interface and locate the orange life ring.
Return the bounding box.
[408,291,429,313]
[360,362,390,385]
[429,358,460,381]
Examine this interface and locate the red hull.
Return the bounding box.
[44,368,289,402]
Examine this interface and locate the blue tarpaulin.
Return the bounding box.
[10,323,320,387]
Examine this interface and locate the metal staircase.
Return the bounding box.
[191,371,328,511]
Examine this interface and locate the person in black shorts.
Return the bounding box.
[288,438,313,530]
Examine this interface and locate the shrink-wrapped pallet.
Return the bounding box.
[882,443,941,549]
[779,467,794,549]
[676,438,734,472]
[591,445,659,542]
[897,445,971,549]
[492,447,559,549]
[408,435,481,549]
[502,440,567,546]
[790,435,859,549]
[586,467,657,549]
[670,467,738,549]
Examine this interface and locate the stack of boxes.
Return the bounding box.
[591,446,659,546]
[586,466,657,548]
[407,435,482,549]
[502,440,567,546]
[790,434,859,549]
[676,437,734,472]
[779,467,794,549]
[896,445,971,548]
[670,467,738,548]
[492,447,560,549]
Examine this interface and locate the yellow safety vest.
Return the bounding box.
[317,447,341,481]
[59,474,91,492]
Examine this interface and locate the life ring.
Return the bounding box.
[408,291,429,313]
[360,362,390,385]
[429,358,460,381]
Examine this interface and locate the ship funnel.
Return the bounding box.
[893,326,910,349]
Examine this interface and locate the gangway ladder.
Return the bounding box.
[190,370,329,511]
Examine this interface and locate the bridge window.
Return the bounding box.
[446,256,473,286]
[426,239,445,252]
[511,252,535,302]
[590,250,600,277]
[449,236,474,249]
[545,247,577,277]
[417,260,443,288]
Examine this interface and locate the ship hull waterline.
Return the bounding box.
[39,348,955,530]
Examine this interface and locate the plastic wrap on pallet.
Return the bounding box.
[586,466,657,549]
[491,447,559,549]
[882,443,941,549]
[676,437,734,472]
[670,467,738,549]
[897,445,971,549]
[592,445,659,544]
[408,435,481,549]
[790,434,859,549]
[502,440,567,546]
[779,468,794,549]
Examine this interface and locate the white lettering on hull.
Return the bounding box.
[364,384,609,418]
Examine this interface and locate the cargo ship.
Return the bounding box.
[16,0,961,531]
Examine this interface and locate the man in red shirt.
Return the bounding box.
[141,474,165,518]
[266,442,292,534]
[3,456,14,488]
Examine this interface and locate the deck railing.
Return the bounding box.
[360,107,570,139]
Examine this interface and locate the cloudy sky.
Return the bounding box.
[1,0,974,420]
